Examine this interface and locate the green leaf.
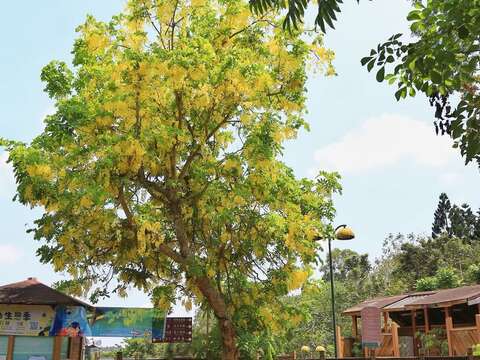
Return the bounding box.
[367,58,375,72]
[407,10,422,21]
[360,56,372,66]
[376,67,385,82]
[430,70,442,84]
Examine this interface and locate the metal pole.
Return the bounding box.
[329,237,338,358]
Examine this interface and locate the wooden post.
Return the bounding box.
[467,347,474,360]
[6,336,14,360]
[445,307,453,356]
[336,325,344,358]
[424,306,430,334]
[476,313,480,338]
[383,312,389,332]
[52,336,62,360]
[319,349,326,360]
[411,310,418,356]
[352,315,358,338]
[391,322,400,357]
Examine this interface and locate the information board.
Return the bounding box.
[153,317,192,343]
[361,306,381,348]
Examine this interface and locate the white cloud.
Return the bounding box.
[0,152,15,199]
[312,114,459,174]
[0,244,22,265]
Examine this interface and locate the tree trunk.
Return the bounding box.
[219,317,239,360]
[195,276,239,360]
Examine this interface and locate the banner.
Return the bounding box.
[50,306,91,337]
[0,305,167,339]
[90,307,159,338]
[0,305,55,336]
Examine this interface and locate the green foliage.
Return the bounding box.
[473,343,480,356]
[249,0,367,32]
[415,276,438,291]
[362,0,480,166]
[416,267,461,291]
[467,264,480,284]
[416,328,449,356]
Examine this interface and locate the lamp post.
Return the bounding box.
[318,224,355,358]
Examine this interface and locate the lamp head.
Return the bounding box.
[335,226,355,240]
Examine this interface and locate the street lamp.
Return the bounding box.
[316,224,355,358]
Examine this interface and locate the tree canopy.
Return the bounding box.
[0,0,338,359]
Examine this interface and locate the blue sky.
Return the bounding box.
[1,0,479,329]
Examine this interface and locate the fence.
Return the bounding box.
[111,356,474,360]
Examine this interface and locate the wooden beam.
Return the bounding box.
[445,307,453,356]
[424,306,430,334]
[6,336,14,360]
[411,310,418,356]
[391,322,400,357]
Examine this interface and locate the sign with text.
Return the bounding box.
[153,317,192,343]
[361,306,381,348]
[0,305,55,336]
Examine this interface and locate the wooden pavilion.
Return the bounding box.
[340,285,480,357]
[0,278,89,360]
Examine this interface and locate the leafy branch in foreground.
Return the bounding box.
[362,0,480,165]
[249,0,366,32]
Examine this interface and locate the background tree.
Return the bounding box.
[432,193,452,238]
[0,0,338,358]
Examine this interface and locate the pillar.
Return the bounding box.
[352,315,358,338]
[411,310,418,356]
[6,336,14,360]
[445,307,453,356]
[336,325,344,358]
[391,322,400,357]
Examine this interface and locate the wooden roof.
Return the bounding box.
[383,291,436,311]
[344,285,480,315]
[343,294,407,315]
[0,278,91,308]
[406,285,480,308]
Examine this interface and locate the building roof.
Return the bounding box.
[0,278,92,308]
[383,292,436,311]
[344,285,480,315]
[406,285,480,308]
[343,294,408,315]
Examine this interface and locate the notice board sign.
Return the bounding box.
[0,305,55,336]
[153,317,192,343]
[361,306,381,348]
